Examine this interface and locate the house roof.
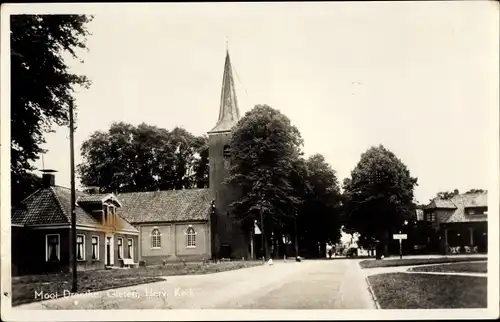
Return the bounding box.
[426,198,457,209]
[77,194,109,203]
[426,192,488,223]
[12,186,138,232]
[77,193,122,206]
[116,188,211,224]
[463,192,487,208]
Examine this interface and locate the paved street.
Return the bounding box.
[17,259,375,310]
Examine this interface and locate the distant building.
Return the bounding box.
[423,191,488,254]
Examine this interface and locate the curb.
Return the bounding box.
[364,276,381,310]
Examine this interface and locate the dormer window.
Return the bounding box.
[103,205,108,224]
[103,204,116,225]
[108,205,116,225]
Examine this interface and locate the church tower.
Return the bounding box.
[208,50,247,259]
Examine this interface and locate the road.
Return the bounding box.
[18,259,375,310]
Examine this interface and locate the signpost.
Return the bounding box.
[393,232,408,259]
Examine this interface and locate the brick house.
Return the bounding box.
[423,191,488,254]
[11,172,140,276]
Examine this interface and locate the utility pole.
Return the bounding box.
[260,207,265,261]
[294,214,299,258]
[69,101,77,292]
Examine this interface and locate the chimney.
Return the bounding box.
[87,186,100,194]
[41,169,57,187]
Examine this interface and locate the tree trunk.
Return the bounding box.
[277,231,284,258]
[294,218,299,257]
[383,230,390,257]
[264,235,270,260]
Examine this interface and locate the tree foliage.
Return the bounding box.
[295,154,342,257]
[431,189,485,202]
[465,189,485,194]
[227,105,303,232]
[226,105,344,258]
[77,122,209,193]
[342,145,418,253]
[434,189,460,200]
[10,14,92,205]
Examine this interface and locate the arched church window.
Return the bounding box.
[151,229,161,249]
[186,227,196,248]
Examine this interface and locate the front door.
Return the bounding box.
[106,237,111,265]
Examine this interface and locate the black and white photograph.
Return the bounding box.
[1,2,499,321]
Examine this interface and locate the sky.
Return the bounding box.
[23,1,498,205]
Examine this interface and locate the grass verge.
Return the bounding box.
[409,261,487,274]
[12,261,262,306]
[359,256,486,269]
[367,273,486,309]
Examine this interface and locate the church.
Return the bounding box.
[117,49,249,263]
[11,49,250,274]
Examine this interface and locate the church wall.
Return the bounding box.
[138,222,210,264]
[140,224,175,260]
[175,223,210,258]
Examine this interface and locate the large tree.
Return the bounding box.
[77,122,209,193]
[11,15,92,205]
[343,145,418,257]
[296,154,342,258]
[227,104,303,257]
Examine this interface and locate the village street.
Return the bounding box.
[17,259,375,310]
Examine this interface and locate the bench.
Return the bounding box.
[122,258,138,268]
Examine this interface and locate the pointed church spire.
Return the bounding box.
[209,50,241,133]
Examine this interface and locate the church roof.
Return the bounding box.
[116,188,211,224]
[209,50,241,133]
